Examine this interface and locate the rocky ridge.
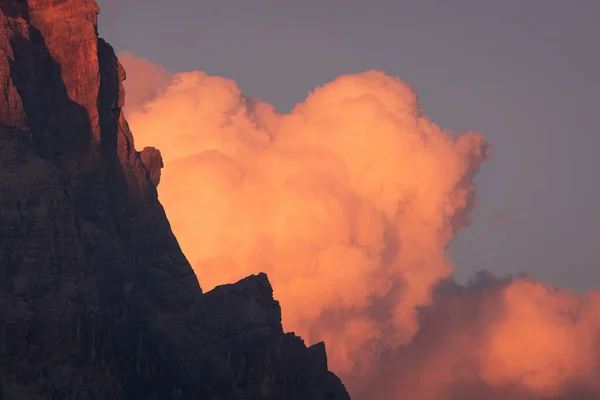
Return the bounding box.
[0,1,350,399]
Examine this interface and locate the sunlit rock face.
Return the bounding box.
[0,1,350,399]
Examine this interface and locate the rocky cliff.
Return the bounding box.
[0,1,350,399]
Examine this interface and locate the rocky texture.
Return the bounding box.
[139,147,163,187]
[0,1,349,399]
[203,274,348,400]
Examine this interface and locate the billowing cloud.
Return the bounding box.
[119,51,172,113]
[121,53,600,399]
[354,274,600,400]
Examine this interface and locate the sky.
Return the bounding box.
[88,1,600,398]
[96,0,600,293]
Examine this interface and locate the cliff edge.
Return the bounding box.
[0,1,349,399]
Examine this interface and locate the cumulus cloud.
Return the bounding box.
[119,51,172,114]
[121,53,600,399]
[354,275,600,400]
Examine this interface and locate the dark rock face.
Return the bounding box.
[203,274,349,400]
[139,147,163,187]
[0,1,350,399]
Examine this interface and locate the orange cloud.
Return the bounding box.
[118,51,172,113]
[481,279,600,395]
[357,277,600,400]
[121,53,600,399]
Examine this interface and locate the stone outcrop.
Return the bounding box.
[0,1,350,399]
[139,147,163,187]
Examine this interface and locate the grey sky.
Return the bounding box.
[96,0,600,292]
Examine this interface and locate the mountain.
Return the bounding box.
[0,1,350,399]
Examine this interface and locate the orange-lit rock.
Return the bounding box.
[0,1,349,399]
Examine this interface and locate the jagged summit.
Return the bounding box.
[0,1,350,398]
